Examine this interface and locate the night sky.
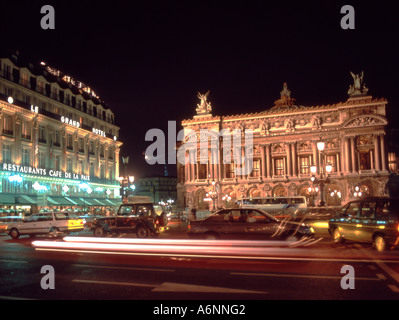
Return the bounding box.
[1,0,398,179]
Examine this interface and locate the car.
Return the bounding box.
[6,212,84,239]
[79,214,103,229]
[328,197,399,252]
[0,216,24,234]
[91,201,168,238]
[187,208,315,240]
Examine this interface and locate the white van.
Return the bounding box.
[7,212,84,239]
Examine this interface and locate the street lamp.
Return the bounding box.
[222,194,231,207]
[310,140,332,207]
[353,185,362,198]
[204,180,219,211]
[118,175,135,199]
[307,186,319,207]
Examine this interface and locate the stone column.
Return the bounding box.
[380,134,387,171]
[15,114,21,165]
[261,145,266,178]
[32,116,38,167]
[345,137,351,174]
[350,136,356,173]
[374,134,381,171]
[340,137,346,173]
[291,142,297,177]
[185,151,190,182]
[115,147,120,181]
[188,149,196,181]
[286,142,292,177]
[312,141,319,174]
[336,153,340,173]
[266,144,271,178]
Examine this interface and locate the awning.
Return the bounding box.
[92,198,107,206]
[20,195,37,205]
[0,193,37,205]
[65,197,78,205]
[46,196,75,206]
[46,196,59,205]
[0,193,122,207]
[54,197,109,207]
[0,193,20,205]
[104,198,122,206]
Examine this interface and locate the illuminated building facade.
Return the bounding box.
[0,51,122,212]
[177,77,393,210]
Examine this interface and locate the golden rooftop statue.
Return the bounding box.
[348,71,369,97]
[196,90,212,115]
[271,82,297,112]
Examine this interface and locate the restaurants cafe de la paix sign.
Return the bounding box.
[1,163,90,182]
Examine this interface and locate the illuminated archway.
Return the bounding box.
[326,184,342,206]
[273,185,287,197]
[247,187,261,198]
[194,188,209,211]
[222,188,237,208]
[298,183,312,206]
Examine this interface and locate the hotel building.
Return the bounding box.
[177,75,395,210]
[0,51,122,212]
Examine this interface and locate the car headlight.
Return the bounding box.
[310,227,315,234]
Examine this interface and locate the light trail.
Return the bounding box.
[31,240,306,258]
[31,237,399,263]
[62,236,299,247]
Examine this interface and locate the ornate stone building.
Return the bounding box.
[177,74,392,210]
[0,51,122,211]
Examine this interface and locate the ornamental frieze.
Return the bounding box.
[344,115,387,128]
[263,183,272,192]
[297,141,312,152]
[288,182,297,190]
[271,143,286,154]
[356,135,373,146]
[325,138,340,149]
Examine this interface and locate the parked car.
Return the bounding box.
[6,212,84,239]
[0,216,24,234]
[79,214,103,229]
[188,208,315,240]
[91,201,168,238]
[328,197,399,252]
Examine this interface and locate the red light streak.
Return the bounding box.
[31,237,317,260]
